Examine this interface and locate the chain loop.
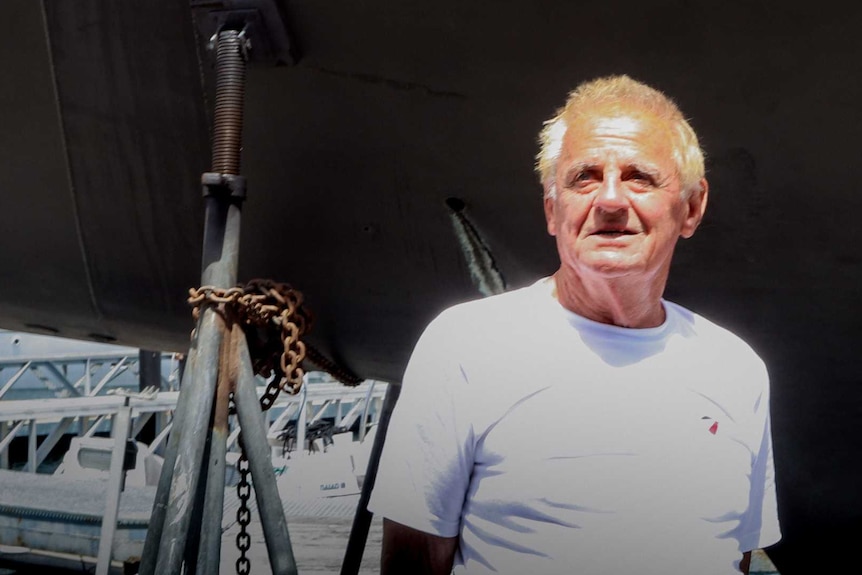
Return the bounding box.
[188,279,313,404]
[188,279,363,399]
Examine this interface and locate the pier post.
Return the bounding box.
[95,397,133,575]
[27,418,36,473]
[0,422,7,469]
[138,350,162,444]
[340,382,401,575]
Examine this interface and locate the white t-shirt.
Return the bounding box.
[369,278,781,574]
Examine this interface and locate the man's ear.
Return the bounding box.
[542,182,557,236]
[680,178,708,239]
[544,187,558,236]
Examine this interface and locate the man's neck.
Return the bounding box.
[552,268,667,329]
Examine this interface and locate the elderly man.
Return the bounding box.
[368,75,781,574]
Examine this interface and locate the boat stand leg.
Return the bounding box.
[153,311,225,575]
[340,382,401,575]
[196,325,234,575]
[141,7,298,571]
[139,342,200,575]
[233,323,299,575]
[183,383,217,575]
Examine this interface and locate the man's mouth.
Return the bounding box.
[591,229,636,238]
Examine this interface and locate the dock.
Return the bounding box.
[0,328,389,575]
[0,468,383,574]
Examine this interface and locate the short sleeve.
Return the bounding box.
[367,311,475,537]
[737,408,782,551]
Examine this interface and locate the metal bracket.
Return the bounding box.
[190,0,299,66]
[201,172,247,200]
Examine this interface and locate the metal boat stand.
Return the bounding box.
[139,3,301,574]
[138,3,401,573]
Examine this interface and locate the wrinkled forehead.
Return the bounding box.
[559,107,677,167]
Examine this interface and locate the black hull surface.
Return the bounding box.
[3,1,861,571]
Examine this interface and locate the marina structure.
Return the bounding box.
[0,329,388,574]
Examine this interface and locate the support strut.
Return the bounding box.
[139,5,298,574]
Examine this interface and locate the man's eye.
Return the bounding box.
[626,170,655,185]
[573,170,598,183]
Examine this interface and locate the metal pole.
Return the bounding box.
[27,418,36,473]
[152,312,224,575]
[340,382,401,575]
[183,378,216,575]
[139,351,161,389]
[95,398,133,575]
[0,361,32,400]
[233,324,298,575]
[85,358,91,395]
[0,422,8,469]
[143,27,248,575]
[139,334,200,575]
[196,326,234,575]
[297,382,307,453]
[176,353,187,391]
[358,380,376,443]
[138,349,161,444]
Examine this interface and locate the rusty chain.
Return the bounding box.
[189,278,359,404]
[190,280,308,432]
[188,279,362,575]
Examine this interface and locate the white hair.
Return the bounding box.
[536,75,705,199]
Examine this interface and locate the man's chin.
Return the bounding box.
[578,256,643,278]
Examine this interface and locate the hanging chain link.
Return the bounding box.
[234,442,252,575]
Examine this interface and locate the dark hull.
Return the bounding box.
[3,1,861,571]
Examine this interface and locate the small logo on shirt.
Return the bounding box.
[701,416,719,435]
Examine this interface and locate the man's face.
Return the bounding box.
[544,106,707,283]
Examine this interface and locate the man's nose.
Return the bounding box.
[593,176,629,211]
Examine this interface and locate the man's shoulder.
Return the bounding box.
[665,300,767,371]
[432,280,549,328]
[414,280,553,364]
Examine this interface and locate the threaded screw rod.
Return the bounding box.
[211,29,247,175]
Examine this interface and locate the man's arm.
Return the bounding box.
[740,551,751,574]
[381,518,459,575]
